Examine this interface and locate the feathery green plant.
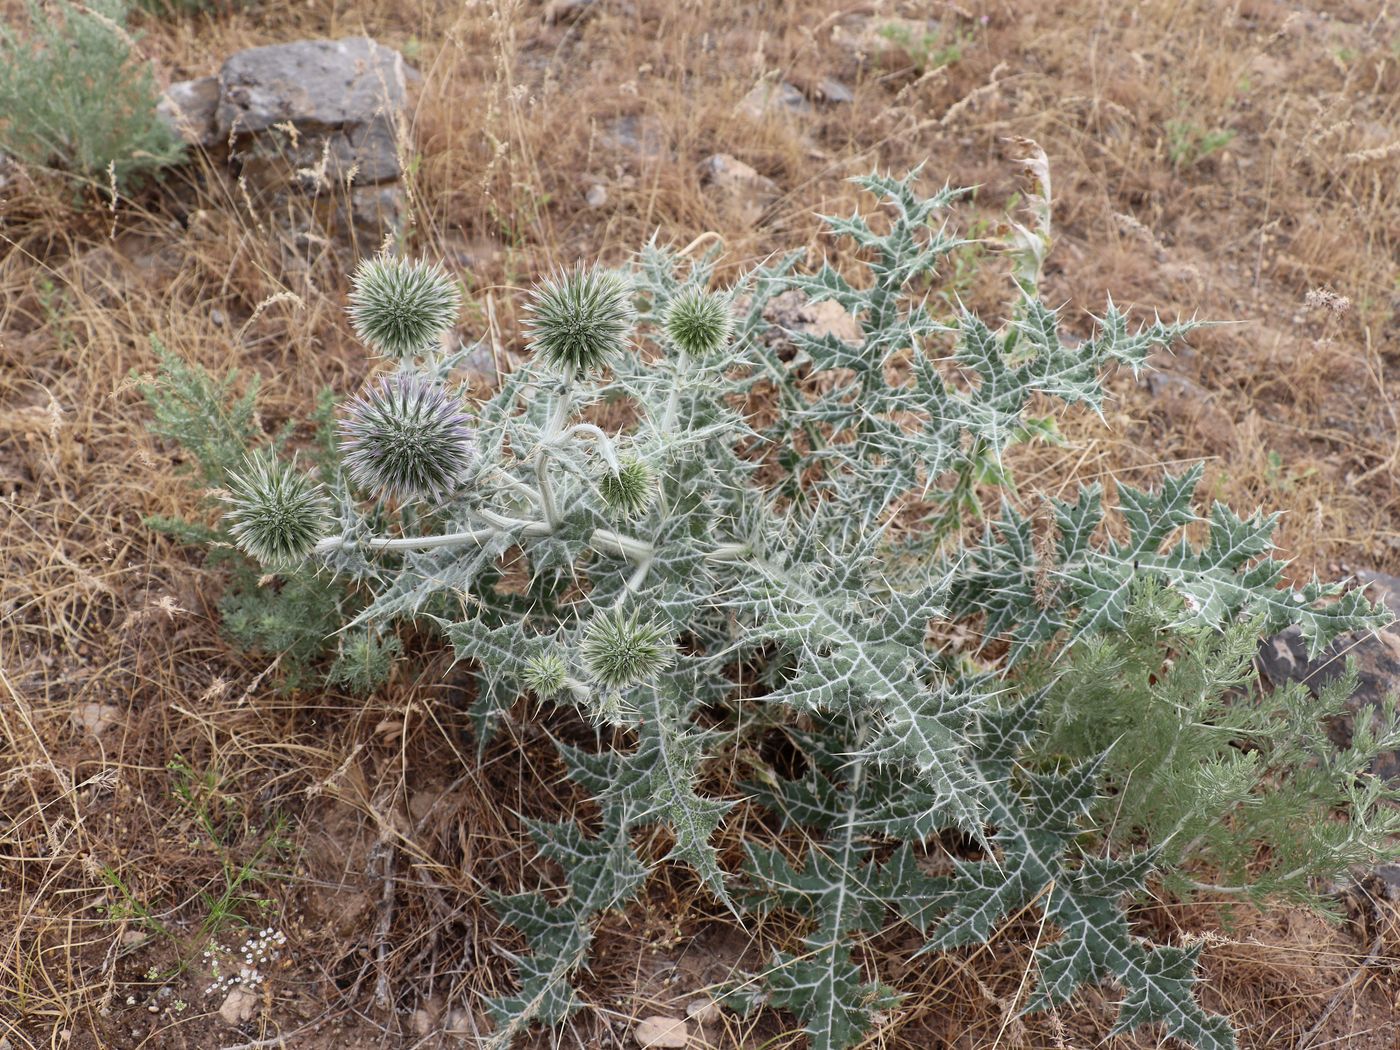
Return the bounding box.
[155,162,1393,1050]
[137,342,386,693]
[0,0,184,189]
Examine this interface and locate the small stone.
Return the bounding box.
[601,114,668,162]
[71,703,121,737]
[738,79,810,120]
[218,986,257,1027]
[443,1008,472,1035]
[585,183,608,208]
[685,996,721,1025]
[699,153,780,227]
[815,76,854,104]
[157,76,221,147]
[410,1007,434,1036]
[633,1015,689,1048]
[543,0,596,24]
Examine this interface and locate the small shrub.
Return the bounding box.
[0,0,183,189]
[138,342,386,694]
[154,156,1395,1050]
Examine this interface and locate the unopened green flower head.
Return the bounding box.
[348,256,461,358]
[522,652,569,698]
[223,451,328,568]
[598,458,655,518]
[580,609,673,690]
[340,373,477,503]
[664,288,733,358]
[525,265,636,375]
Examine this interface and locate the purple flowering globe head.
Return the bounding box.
[339,374,477,503]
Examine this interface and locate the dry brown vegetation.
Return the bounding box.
[3,0,1400,1047]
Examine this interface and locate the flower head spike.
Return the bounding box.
[664,288,734,358]
[598,457,655,518]
[223,451,328,569]
[524,265,636,375]
[522,652,569,699]
[580,609,673,690]
[348,256,461,358]
[340,374,477,503]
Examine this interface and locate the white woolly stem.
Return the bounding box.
[535,376,574,529]
[557,423,621,472]
[659,348,690,434]
[489,468,545,509]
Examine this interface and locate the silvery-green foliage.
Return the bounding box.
[214,173,1391,1050]
[0,0,184,189]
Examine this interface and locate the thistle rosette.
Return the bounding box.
[223,451,328,569]
[580,609,674,690]
[524,266,636,376]
[598,457,655,519]
[348,256,461,359]
[340,374,477,503]
[663,287,734,358]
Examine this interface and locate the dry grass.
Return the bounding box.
[3,0,1400,1047]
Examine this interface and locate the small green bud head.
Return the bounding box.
[663,288,733,358]
[522,652,569,698]
[525,266,636,375]
[580,609,673,690]
[348,256,461,358]
[598,458,655,518]
[340,374,477,503]
[223,451,328,569]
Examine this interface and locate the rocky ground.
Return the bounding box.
[3,1,1400,1048]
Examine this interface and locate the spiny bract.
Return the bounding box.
[348,256,461,358]
[339,373,477,503]
[663,287,734,358]
[222,450,328,568]
[524,265,636,375]
[580,609,673,691]
[597,458,655,518]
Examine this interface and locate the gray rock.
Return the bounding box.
[739,79,811,120]
[1258,569,1400,782]
[217,38,413,187]
[157,76,220,147]
[699,153,779,226]
[814,76,854,104]
[601,114,668,162]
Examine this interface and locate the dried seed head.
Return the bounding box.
[580,609,673,690]
[524,266,635,375]
[522,652,569,698]
[664,288,734,358]
[223,451,328,568]
[340,374,477,503]
[598,458,655,518]
[348,256,461,358]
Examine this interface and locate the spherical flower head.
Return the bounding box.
[223,451,328,569]
[522,652,568,699]
[340,373,477,503]
[580,609,673,690]
[664,288,733,358]
[598,457,655,519]
[524,265,636,376]
[348,256,461,359]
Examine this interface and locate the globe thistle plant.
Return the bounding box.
[223,450,328,568]
[598,457,655,518]
[580,609,673,690]
[340,374,477,503]
[524,265,636,376]
[663,288,734,358]
[348,256,461,358]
